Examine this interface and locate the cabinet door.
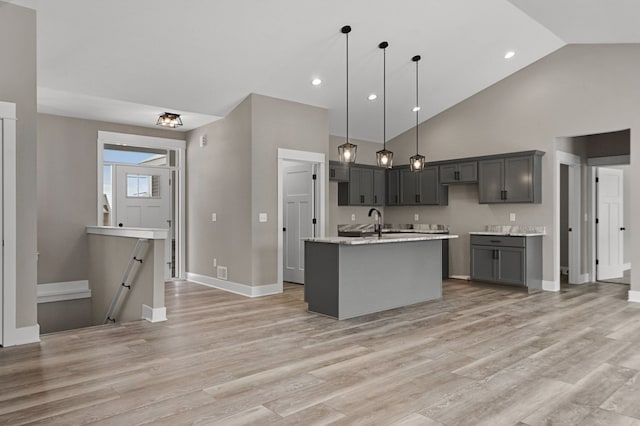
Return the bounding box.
[348,168,362,205]
[418,166,440,205]
[504,156,533,203]
[373,169,385,206]
[329,163,349,182]
[496,247,526,285]
[457,161,478,183]
[439,164,458,184]
[360,168,374,205]
[470,246,496,282]
[386,169,399,205]
[400,169,418,205]
[478,159,504,203]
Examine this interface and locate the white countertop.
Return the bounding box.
[307,233,458,245]
[469,231,546,237]
[86,226,168,240]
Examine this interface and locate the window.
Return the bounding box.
[126,174,161,198]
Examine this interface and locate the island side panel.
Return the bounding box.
[338,240,442,319]
[304,241,339,318]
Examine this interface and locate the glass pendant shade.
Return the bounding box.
[376,148,393,168]
[156,112,183,128]
[410,154,425,172]
[338,141,357,163]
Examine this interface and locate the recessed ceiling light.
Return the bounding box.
[311,78,322,86]
[412,106,421,112]
[368,94,377,101]
[504,51,516,60]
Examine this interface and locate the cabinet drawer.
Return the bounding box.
[470,235,525,248]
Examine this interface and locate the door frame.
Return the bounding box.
[277,148,325,292]
[0,101,17,347]
[555,151,583,287]
[97,131,186,279]
[587,155,630,282]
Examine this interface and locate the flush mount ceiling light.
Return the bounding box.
[156,112,183,128]
[338,25,357,163]
[311,78,322,86]
[504,50,516,59]
[409,55,425,172]
[376,41,393,169]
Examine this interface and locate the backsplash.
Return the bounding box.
[485,224,546,234]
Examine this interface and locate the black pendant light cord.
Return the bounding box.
[414,55,420,155]
[383,43,387,149]
[344,26,350,143]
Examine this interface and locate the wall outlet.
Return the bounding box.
[211,213,217,222]
[217,266,228,281]
[414,214,419,222]
[351,214,356,221]
[213,258,217,268]
[259,213,268,222]
[509,213,516,222]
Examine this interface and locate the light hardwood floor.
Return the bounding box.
[2,280,640,425]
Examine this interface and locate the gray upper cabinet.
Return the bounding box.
[398,166,448,206]
[329,161,349,182]
[386,169,400,205]
[439,161,477,184]
[337,165,383,206]
[478,152,543,203]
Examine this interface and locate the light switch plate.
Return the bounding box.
[259,213,268,222]
[510,213,516,222]
[414,214,419,222]
[351,214,356,221]
[211,213,217,222]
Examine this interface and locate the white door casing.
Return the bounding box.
[597,167,624,280]
[283,163,314,284]
[115,165,172,279]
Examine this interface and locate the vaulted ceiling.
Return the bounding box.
[8,0,640,140]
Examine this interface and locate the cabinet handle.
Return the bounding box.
[330,169,335,178]
[395,195,398,204]
[360,195,364,204]
[374,195,377,204]
[621,227,626,231]
[455,171,460,180]
[416,194,420,203]
[490,240,501,243]
[504,190,508,200]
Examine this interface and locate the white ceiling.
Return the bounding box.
[8,0,640,141]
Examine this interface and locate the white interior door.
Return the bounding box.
[0,116,4,344]
[115,165,172,279]
[597,167,624,280]
[283,163,313,284]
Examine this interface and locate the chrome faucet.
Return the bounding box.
[368,208,383,237]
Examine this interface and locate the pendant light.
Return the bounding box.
[409,55,425,172]
[376,41,393,168]
[338,25,357,163]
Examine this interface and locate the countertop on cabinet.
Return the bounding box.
[306,234,457,245]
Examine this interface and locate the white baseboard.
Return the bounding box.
[542,280,560,292]
[449,275,471,281]
[623,263,631,271]
[628,291,640,303]
[142,304,167,322]
[2,324,41,347]
[37,280,91,303]
[186,272,281,298]
[575,273,591,284]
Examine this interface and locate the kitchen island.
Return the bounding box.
[304,233,458,319]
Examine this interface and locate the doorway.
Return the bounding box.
[277,149,326,292]
[97,131,186,280]
[556,151,582,287]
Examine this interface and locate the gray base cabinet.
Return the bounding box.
[470,235,542,290]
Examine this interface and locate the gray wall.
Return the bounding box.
[38,299,92,334]
[37,113,183,285]
[384,44,640,291]
[186,94,329,286]
[0,2,38,327]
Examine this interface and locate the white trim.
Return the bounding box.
[86,226,167,240]
[542,280,560,292]
[6,325,40,346]
[97,131,186,280]
[623,263,631,271]
[555,150,582,286]
[587,155,630,167]
[576,273,591,284]
[277,148,326,294]
[628,291,640,303]
[142,304,167,322]
[37,280,91,303]
[187,272,281,298]
[449,275,471,281]
[1,102,18,347]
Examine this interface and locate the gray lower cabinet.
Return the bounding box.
[478,153,542,203]
[440,161,477,184]
[470,235,542,289]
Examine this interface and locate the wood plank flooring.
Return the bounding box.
[1,280,640,425]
